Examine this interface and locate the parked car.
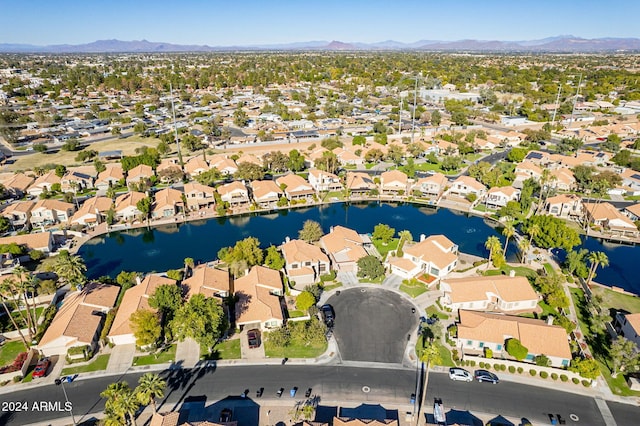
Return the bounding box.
[321,304,335,327]
[290,386,298,397]
[256,387,264,397]
[32,358,51,379]
[474,369,499,384]
[448,367,473,382]
[276,387,284,398]
[219,408,232,422]
[247,329,261,349]
[305,387,312,398]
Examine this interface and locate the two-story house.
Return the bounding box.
[183,182,216,211]
[276,174,315,201]
[484,186,520,209]
[218,181,250,207]
[250,180,284,208]
[412,172,448,198]
[308,169,343,193]
[281,238,331,287]
[380,170,409,195]
[30,199,76,227]
[234,265,284,331]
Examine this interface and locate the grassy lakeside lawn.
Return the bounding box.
[0,340,26,367]
[592,286,640,314]
[400,280,429,298]
[372,238,399,260]
[133,345,176,366]
[265,339,327,359]
[61,354,111,375]
[484,265,538,279]
[0,307,46,333]
[202,339,241,360]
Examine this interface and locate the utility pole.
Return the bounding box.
[569,74,582,126]
[551,84,562,127]
[169,67,184,170]
[411,75,419,144]
[398,97,403,135]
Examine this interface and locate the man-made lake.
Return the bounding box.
[78,202,638,294]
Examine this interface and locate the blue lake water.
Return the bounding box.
[78,202,639,294]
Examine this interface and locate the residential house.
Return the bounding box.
[126,164,154,189]
[30,199,76,227]
[217,181,250,207]
[184,156,210,178]
[456,310,572,368]
[1,173,34,198]
[320,226,370,273]
[236,153,263,166]
[447,176,487,199]
[114,191,147,222]
[380,170,409,195]
[513,161,543,189]
[94,164,124,191]
[412,172,448,198]
[614,312,640,347]
[183,182,216,211]
[281,238,331,286]
[548,168,576,191]
[183,265,231,299]
[276,174,315,201]
[107,275,176,346]
[584,202,639,237]
[250,180,283,208]
[1,201,35,229]
[70,196,112,227]
[27,171,61,197]
[209,155,238,175]
[389,234,458,279]
[440,275,539,313]
[484,186,520,209]
[345,172,376,197]
[621,168,640,193]
[152,188,184,218]
[545,194,584,219]
[308,169,343,193]
[305,148,328,168]
[37,282,119,356]
[0,232,54,253]
[61,171,94,192]
[624,203,640,221]
[433,139,459,155]
[522,150,552,166]
[333,147,364,166]
[234,265,284,331]
[156,158,183,183]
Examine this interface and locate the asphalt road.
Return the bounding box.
[0,366,625,426]
[328,288,418,363]
[606,401,640,426]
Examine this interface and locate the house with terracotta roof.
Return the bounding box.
[545,194,584,219]
[456,310,572,367]
[333,147,364,166]
[183,265,231,299]
[305,147,329,168]
[108,275,176,345]
[149,411,235,426]
[61,171,94,192]
[217,181,250,206]
[30,199,76,227]
[0,232,54,253]
[345,172,376,197]
[115,191,147,221]
[234,265,284,331]
[27,171,61,197]
[584,202,639,237]
[209,154,238,175]
[320,225,370,273]
[308,169,343,192]
[276,174,315,201]
[389,234,458,279]
[281,238,331,286]
[126,164,154,189]
[621,168,640,193]
[70,196,112,227]
[152,188,184,218]
[447,176,487,199]
[412,172,448,198]
[433,139,459,155]
[1,173,34,198]
[614,312,640,347]
[513,161,543,189]
[94,164,125,191]
[380,170,409,195]
[484,186,520,209]
[184,156,210,178]
[624,203,640,221]
[38,282,120,356]
[236,153,263,166]
[183,182,216,211]
[440,275,539,313]
[1,200,35,229]
[548,168,576,191]
[250,180,283,207]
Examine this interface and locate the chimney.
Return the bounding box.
[546,315,554,326]
[135,275,142,286]
[285,236,290,243]
[509,269,516,277]
[330,226,334,233]
[420,234,426,242]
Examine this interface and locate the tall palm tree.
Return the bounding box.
[12,267,38,337]
[484,236,502,270]
[501,221,516,255]
[101,381,139,426]
[0,281,30,350]
[517,238,530,263]
[54,253,87,289]
[135,373,166,413]
[527,223,541,247]
[586,251,609,286]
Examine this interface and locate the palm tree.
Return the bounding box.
[135,373,166,413]
[12,267,38,337]
[101,381,139,426]
[54,252,87,289]
[484,236,502,270]
[517,238,530,263]
[527,223,541,247]
[0,281,30,350]
[501,220,516,255]
[586,251,609,286]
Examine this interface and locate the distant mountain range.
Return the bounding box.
[2,36,640,53]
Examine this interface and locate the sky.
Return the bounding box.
[2,0,640,46]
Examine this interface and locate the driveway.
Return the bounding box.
[326,287,418,364]
[106,343,135,374]
[337,271,359,286]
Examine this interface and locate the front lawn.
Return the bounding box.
[425,305,449,320]
[203,339,241,360]
[265,339,327,359]
[592,286,640,315]
[485,265,538,279]
[400,280,429,298]
[288,310,306,318]
[132,345,176,366]
[372,238,399,260]
[0,341,26,367]
[358,275,385,284]
[415,336,455,367]
[322,282,343,292]
[61,354,111,375]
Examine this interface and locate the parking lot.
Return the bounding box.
[326,288,418,364]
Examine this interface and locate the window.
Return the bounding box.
[562,359,569,367]
[479,342,484,348]
[466,340,472,346]
[496,344,502,350]
[525,354,534,361]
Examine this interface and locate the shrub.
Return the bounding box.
[493,363,501,370]
[572,377,580,384]
[508,366,516,373]
[484,348,493,359]
[560,374,569,382]
[551,373,558,380]
[505,338,529,360]
[582,380,591,387]
[12,375,22,383]
[500,364,507,371]
[34,305,58,343]
[534,354,551,367]
[479,362,485,368]
[100,308,118,344]
[517,367,524,374]
[540,371,549,379]
[529,369,537,376]
[470,360,476,367]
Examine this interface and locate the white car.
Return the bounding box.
[448,367,473,382]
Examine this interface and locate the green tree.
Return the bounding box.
[148,284,183,322]
[365,148,384,163]
[235,162,265,181]
[523,215,580,250]
[298,220,323,243]
[267,325,291,347]
[357,255,385,280]
[288,149,306,172]
[54,251,87,288]
[170,294,226,352]
[264,245,285,270]
[586,251,609,287]
[101,381,140,426]
[295,291,316,312]
[569,357,600,380]
[430,110,442,126]
[135,373,166,413]
[506,147,528,163]
[372,223,395,244]
[0,278,31,349]
[136,197,152,227]
[501,220,516,253]
[54,164,67,178]
[130,309,161,348]
[505,338,528,360]
[33,143,47,153]
[352,135,366,146]
[484,236,502,269]
[233,106,249,127]
[610,337,639,378]
[563,249,589,279]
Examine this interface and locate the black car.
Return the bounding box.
[305,387,312,398]
[474,369,499,384]
[276,387,284,397]
[321,304,335,327]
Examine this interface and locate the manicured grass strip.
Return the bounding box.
[400,280,428,298]
[132,345,176,366]
[61,354,111,375]
[0,341,26,367]
[425,305,449,320]
[265,339,327,359]
[208,339,241,360]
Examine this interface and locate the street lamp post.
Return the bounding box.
[55,378,77,425]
